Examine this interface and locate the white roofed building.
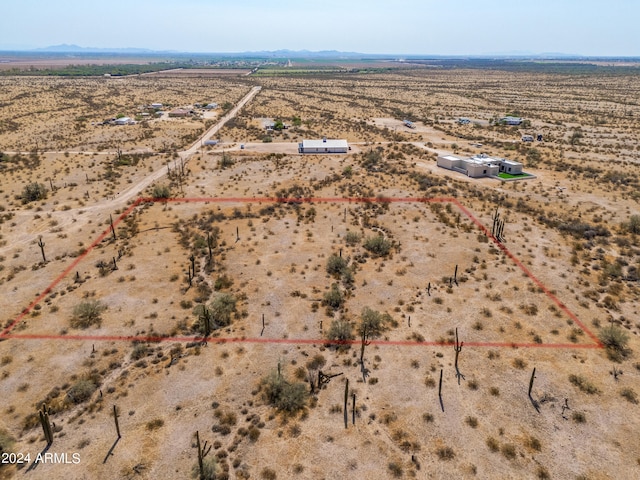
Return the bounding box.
[299,138,349,154]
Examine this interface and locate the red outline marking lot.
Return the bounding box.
[0,197,603,350]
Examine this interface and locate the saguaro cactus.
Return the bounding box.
[195,431,212,480]
[528,368,536,397]
[344,378,349,429]
[109,214,117,241]
[39,404,53,445]
[438,369,444,412]
[113,404,121,438]
[454,328,465,385]
[38,236,46,263]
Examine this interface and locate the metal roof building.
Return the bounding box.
[298,139,348,154]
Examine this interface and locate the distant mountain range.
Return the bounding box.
[2,44,635,60]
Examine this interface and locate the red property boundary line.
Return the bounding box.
[1,196,602,350]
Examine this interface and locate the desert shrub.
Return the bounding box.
[213,274,233,291]
[363,235,391,257]
[219,154,234,169]
[70,300,107,329]
[151,184,171,199]
[326,254,348,277]
[344,231,361,246]
[322,284,344,310]
[261,468,277,480]
[21,182,47,203]
[0,428,14,457]
[326,319,353,344]
[598,325,631,361]
[146,418,164,430]
[572,411,586,423]
[501,443,517,460]
[620,388,638,404]
[465,416,478,428]
[66,378,97,404]
[305,354,326,371]
[357,307,388,338]
[437,446,456,460]
[388,462,403,477]
[536,466,550,479]
[130,343,149,360]
[191,456,218,480]
[625,214,640,234]
[260,370,308,413]
[525,436,542,451]
[486,437,499,452]
[193,293,237,332]
[568,374,599,394]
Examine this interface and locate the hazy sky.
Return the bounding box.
[1,0,638,55]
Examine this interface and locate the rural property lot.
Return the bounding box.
[1,67,639,479]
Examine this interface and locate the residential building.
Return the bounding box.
[437,153,523,178]
[298,138,349,154]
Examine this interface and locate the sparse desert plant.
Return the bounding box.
[344,231,361,246]
[261,468,277,480]
[146,418,164,430]
[191,456,218,480]
[569,374,599,394]
[536,466,551,479]
[326,318,353,345]
[0,428,15,457]
[70,300,107,329]
[357,306,388,338]
[598,325,631,362]
[66,378,98,404]
[130,343,149,360]
[525,436,542,451]
[322,283,344,310]
[501,443,517,460]
[437,446,456,460]
[326,254,348,277]
[363,235,391,257]
[193,293,237,332]
[487,437,499,452]
[512,358,527,369]
[465,416,478,428]
[388,462,403,477]
[151,184,171,199]
[624,214,640,234]
[21,182,47,203]
[261,369,308,413]
[620,388,638,404]
[572,411,586,423]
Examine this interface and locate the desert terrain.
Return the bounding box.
[1,66,639,480]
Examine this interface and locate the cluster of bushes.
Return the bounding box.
[260,369,308,413]
[70,300,107,329]
[21,182,47,203]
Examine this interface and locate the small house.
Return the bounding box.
[299,138,349,154]
[151,103,163,109]
[114,117,131,125]
[205,103,218,110]
[169,108,192,118]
